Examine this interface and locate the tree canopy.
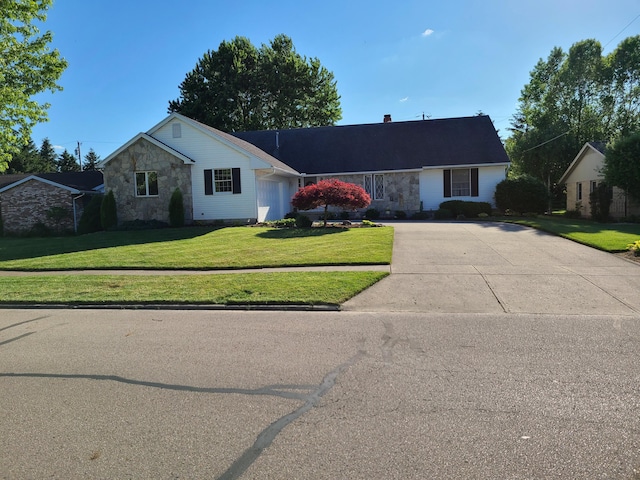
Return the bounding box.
[291,179,370,226]
[604,132,640,202]
[83,148,100,171]
[168,34,342,131]
[6,137,56,173]
[0,0,67,172]
[506,36,640,187]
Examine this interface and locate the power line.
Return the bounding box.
[603,13,640,49]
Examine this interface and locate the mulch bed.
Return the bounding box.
[615,251,640,265]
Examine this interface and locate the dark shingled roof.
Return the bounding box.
[0,171,103,191]
[233,115,509,175]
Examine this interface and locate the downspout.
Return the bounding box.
[72,193,85,233]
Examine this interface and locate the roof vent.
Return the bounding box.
[383,114,392,123]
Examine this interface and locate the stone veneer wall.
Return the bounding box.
[0,180,78,234]
[319,172,421,215]
[103,138,193,224]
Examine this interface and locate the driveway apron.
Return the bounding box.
[342,221,640,315]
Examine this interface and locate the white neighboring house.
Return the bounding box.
[99,113,511,225]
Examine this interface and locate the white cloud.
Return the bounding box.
[422,28,434,37]
[53,145,64,150]
[400,97,409,103]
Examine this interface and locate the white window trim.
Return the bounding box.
[363,174,384,200]
[451,168,471,197]
[135,171,158,197]
[214,168,233,193]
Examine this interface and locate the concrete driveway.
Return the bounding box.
[344,221,640,315]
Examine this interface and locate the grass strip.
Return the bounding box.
[502,217,640,252]
[0,271,388,305]
[0,226,394,270]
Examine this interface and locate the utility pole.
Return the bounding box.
[75,141,82,171]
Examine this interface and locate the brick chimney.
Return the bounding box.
[383,114,392,123]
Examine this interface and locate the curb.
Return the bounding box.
[0,303,341,312]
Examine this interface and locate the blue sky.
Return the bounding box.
[30,0,640,161]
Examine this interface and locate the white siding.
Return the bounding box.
[419,165,507,210]
[153,119,259,221]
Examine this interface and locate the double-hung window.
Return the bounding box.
[363,174,384,200]
[204,168,242,195]
[135,171,158,197]
[443,168,479,198]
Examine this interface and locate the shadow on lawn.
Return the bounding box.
[256,227,347,239]
[0,226,219,263]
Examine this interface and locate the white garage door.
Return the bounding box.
[257,179,284,222]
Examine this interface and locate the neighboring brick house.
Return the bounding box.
[559,142,640,219]
[0,172,104,235]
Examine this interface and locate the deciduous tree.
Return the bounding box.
[0,0,67,172]
[507,36,640,188]
[604,132,640,201]
[291,179,370,227]
[168,34,341,131]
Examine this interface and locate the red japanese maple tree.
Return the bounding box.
[291,179,371,226]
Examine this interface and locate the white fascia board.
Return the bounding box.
[303,168,423,177]
[558,143,602,185]
[0,175,80,194]
[97,132,195,168]
[421,162,511,171]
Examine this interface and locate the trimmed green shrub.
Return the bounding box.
[100,190,117,230]
[339,211,351,220]
[439,200,491,218]
[78,194,104,234]
[394,210,407,219]
[411,211,432,220]
[434,208,453,220]
[265,218,297,228]
[589,182,611,223]
[169,188,185,227]
[295,214,313,228]
[495,175,549,214]
[364,208,380,219]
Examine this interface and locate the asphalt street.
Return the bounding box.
[1,221,639,479]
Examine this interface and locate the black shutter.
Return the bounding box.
[471,168,479,197]
[204,169,213,195]
[443,169,451,198]
[232,168,241,194]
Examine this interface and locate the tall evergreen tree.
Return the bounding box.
[38,137,57,172]
[6,139,40,173]
[169,34,341,131]
[57,149,80,172]
[83,148,100,171]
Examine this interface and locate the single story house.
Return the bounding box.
[0,171,104,234]
[559,142,640,219]
[98,113,510,224]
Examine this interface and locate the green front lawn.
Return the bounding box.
[0,226,393,270]
[0,226,393,306]
[503,216,640,252]
[0,271,388,306]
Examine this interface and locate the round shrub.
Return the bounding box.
[295,214,312,228]
[434,208,453,220]
[364,208,380,219]
[495,175,549,214]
